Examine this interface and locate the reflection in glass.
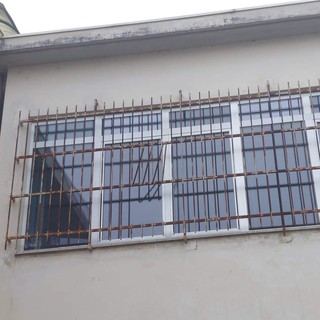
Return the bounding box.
[103,141,163,240]
[170,105,231,128]
[25,143,93,250]
[172,134,237,233]
[242,122,318,229]
[240,98,301,121]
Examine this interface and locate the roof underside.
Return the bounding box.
[0,1,320,69]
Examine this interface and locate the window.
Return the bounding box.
[6,88,320,251]
[242,122,317,228]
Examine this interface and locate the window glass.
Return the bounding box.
[240,98,301,121]
[102,141,163,240]
[35,120,94,142]
[242,122,318,229]
[170,105,231,128]
[311,96,320,113]
[172,134,237,233]
[103,113,161,135]
[25,143,93,250]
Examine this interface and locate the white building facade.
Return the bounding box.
[1,1,320,319]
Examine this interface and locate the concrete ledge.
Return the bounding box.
[1,1,320,68]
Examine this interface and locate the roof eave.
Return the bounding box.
[1,1,320,69]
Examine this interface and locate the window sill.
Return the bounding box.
[14,224,320,256]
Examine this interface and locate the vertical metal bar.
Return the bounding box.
[108,101,116,240]
[214,91,222,230]
[128,99,135,238]
[233,90,248,231]
[277,84,295,227]
[208,91,218,231]
[203,92,211,231]
[198,92,208,232]
[118,100,125,240]
[178,92,187,239]
[67,106,77,245]
[193,94,201,231]
[41,109,51,247]
[305,81,320,224]
[24,109,41,249]
[169,95,177,234]
[267,86,286,234]
[88,104,96,247]
[248,87,263,228]
[15,111,31,251]
[78,105,87,244]
[46,108,59,248]
[187,93,197,232]
[286,82,304,225]
[139,98,144,238]
[222,91,230,229]
[6,111,21,249]
[56,106,68,246]
[35,110,51,248]
[229,90,241,230]
[99,102,106,242]
[257,87,273,228]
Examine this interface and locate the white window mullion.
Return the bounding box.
[161,111,174,237]
[91,118,102,245]
[230,102,249,231]
[302,95,320,221]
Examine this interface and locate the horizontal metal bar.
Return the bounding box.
[21,85,320,123]
[15,124,320,160]
[6,208,320,241]
[10,165,320,200]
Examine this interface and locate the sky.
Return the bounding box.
[4,0,309,34]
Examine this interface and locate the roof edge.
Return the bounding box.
[1,1,320,69]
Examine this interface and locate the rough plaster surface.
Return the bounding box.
[3,34,320,115]
[1,232,320,320]
[1,33,320,320]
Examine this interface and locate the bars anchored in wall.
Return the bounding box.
[6,82,320,252]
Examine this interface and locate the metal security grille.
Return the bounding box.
[242,122,317,229]
[6,84,320,252]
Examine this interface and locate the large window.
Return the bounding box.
[6,89,320,251]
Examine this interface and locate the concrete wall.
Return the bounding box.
[1,33,320,320]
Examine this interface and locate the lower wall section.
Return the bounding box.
[1,229,320,320]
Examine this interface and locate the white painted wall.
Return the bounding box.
[1,32,320,320]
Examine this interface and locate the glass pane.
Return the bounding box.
[25,143,93,250]
[103,113,161,135]
[35,120,94,142]
[242,122,318,229]
[240,98,301,121]
[172,133,237,234]
[102,140,163,240]
[170,105,231,128]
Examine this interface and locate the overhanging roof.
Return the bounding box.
[1,1,320,69]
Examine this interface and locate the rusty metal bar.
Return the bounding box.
[10,165,320,201]
[198,92,208,232]
[21,86,320,123]
[5,111,22,250]
[257,86,273,228]
[88,104,96,247]
[7,208,320,242]
[15,110,31,251]
[15,124,320,161]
